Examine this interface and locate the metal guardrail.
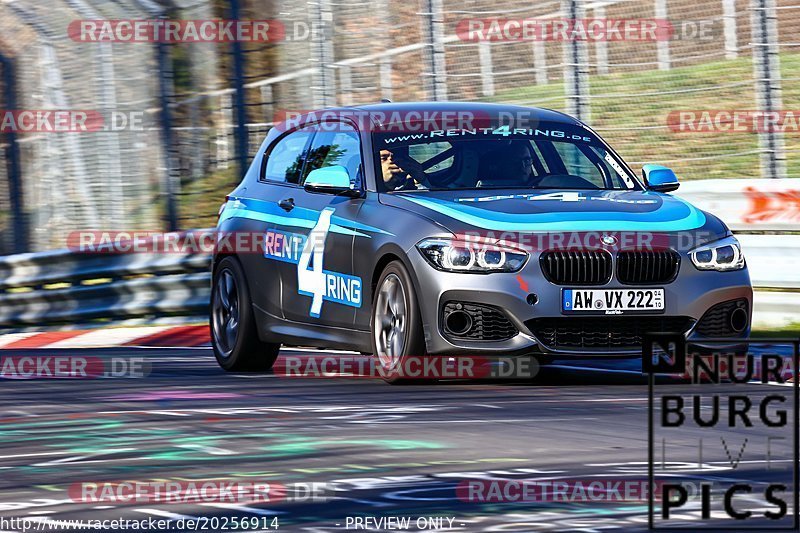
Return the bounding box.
[0,241,212,327]
[675,180,800,327]
[753,290,800,329]
[738,234,800,289]
[0,228,796,330]
[740,234,800,327]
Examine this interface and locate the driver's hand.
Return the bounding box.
[391,152,426,186]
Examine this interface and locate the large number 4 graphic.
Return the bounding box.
[297,208,334,317]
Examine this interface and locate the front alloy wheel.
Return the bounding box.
[371,261,426,383]
[374,273,408,370]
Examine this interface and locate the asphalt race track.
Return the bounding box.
[0,345,796,532]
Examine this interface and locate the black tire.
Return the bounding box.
[210,256,280,371]
[370,260,427,384]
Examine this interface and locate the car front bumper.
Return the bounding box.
[407,250,753,357]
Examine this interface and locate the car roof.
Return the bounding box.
[286,101,582,128]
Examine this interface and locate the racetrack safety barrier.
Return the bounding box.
[0,237,211,327]
[677,179,800,327]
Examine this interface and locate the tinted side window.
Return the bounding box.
[262,128,313,183]
[301,123,362,184]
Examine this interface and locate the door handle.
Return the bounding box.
[278,198,295,212]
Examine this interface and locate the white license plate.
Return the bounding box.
[562,288,665,314]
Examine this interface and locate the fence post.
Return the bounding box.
[655,0,671,70]
[562,0,590,123]
[312,0,335,107]
[297,75,312,109]
[533,40,548,85]
[751,0,786,179]
[379,56,393,101]
[723,0,738,59]
[339,67,353,106]
[217,93,233,170]
[260,84,274,122]
[424,0,447,100]
[594,6,609,75]
[155,23,179,232]
[229,0,249,180]
[0,54,28,253]
[478,41,495,97]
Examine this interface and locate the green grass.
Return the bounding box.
[750,324,800,338]
[489,53,800,181]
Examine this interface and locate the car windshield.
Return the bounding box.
[373,121,641,193]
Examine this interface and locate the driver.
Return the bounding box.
[483,141,535,186]
[379,148,427,191]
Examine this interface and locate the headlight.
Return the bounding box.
[417,238,528,273]
[690,235,745,271]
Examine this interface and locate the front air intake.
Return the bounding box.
[442,302,517,341]
[526,316,694,351]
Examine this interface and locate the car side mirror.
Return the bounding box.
[304,165,362,197]
[642,164,680,193]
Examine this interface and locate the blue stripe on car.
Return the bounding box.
[220,197,393,237]
[398,195,706,232]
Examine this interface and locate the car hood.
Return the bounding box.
[381,189,713,234]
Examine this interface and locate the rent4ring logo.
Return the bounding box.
[644,334,799,530]
[263,208,362,317]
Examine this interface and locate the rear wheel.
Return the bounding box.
[371,261,426,384]
[211,257,280,371]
